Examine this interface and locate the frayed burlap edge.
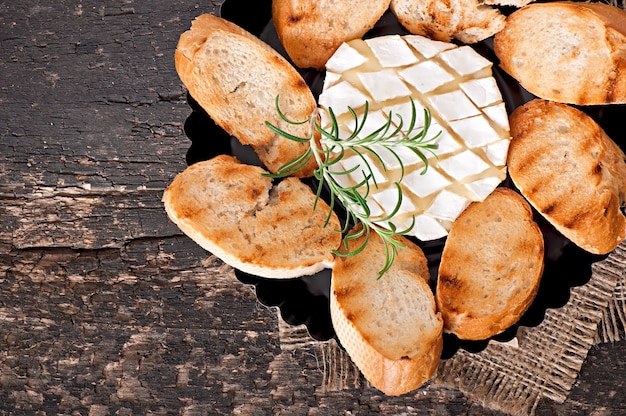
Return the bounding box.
[597,261,626,343]
[276,243,625,415]
[275,320,362,392]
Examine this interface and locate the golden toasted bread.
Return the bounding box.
[272,0,391,69]
[175,14,318,176]
[330,227,443,395]
[436,188,544,341]
[162,155,341,278]
[507,99,626,255]
[494,1,626,105]
[390,0,532,44]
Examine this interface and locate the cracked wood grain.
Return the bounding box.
[0,241,280,414]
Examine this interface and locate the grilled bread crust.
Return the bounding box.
[330,227,443,396]
[390,0,533,44]
[272,0,391,70]
[507,99,626,255]
[436,188,544,341]
[494,1,626,105]
[175,14,319,177]
[162,155,341,278]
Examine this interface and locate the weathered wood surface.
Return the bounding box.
[1,1,625,414]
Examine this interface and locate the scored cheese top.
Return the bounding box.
[318,34,511,241]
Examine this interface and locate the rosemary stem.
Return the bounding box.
[267,96,441,278]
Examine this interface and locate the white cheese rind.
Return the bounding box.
[448,116,502,148]
[483,102,511,130]
[426,190,471,221]
[358,70,412,102]
[465,176,503,200]
[400,61,455,93]
[485,139,511,166]
[374,145,423,170]
[319,34,511,241]
[439,46,492,76]
[383,101,425,130]
[428,90,481,121]
[339,154,389,186]
[345,110,391,139]
[345,196,385,218]
[325,42,368,73]
[318,81,368,117]
[322,71,342,91]
[365,35,418,67]
[372,186,417,216]
[437,150,490,181]
[403,167,451,198]
[409,215,449,241]
[403,35,456,58]
[460,77,503,107]
[431,122,462,155]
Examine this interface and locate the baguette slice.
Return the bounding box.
[390,0,529,44]
[436,188,544,341]
[494,1,626,105]
[162,155,341,278]
[507,99,626,255]
[175,14,318,177]
[330,227,443,396]
[272,0,391,70]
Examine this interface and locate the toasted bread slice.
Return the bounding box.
[162,155,341,278]
[494,1,626,105]
[272,0,391,70]
[175,14,318,177]
[507,99,626,255]
[390,0,525,44]
[436,188,544,341]
[330,227,443,396]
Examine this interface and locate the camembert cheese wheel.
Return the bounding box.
[318,34,511,241]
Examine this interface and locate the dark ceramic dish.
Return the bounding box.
[182,0,623,358]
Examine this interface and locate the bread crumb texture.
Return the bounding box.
[272,0,392,69]
[436,188,544,340]
[163,155,341,275]
[508,99,626,254]
[494,2,626,104]
[331,228,443,395]
[175,14,318,176]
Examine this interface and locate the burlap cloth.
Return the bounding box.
[276,244,626,415]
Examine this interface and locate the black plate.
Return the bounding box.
[183,0,623,358]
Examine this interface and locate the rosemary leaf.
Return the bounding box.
[265,95,440,277]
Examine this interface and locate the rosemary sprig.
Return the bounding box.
[264,96,440,278]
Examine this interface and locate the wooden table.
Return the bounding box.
[1,1,625,414]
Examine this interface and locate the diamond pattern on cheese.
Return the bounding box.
[400,61,455,93]
[358,71,412,102]
[325,42,368,73]
[403,35,456,59]
[365,35,417,67]
[317,34,511,241]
